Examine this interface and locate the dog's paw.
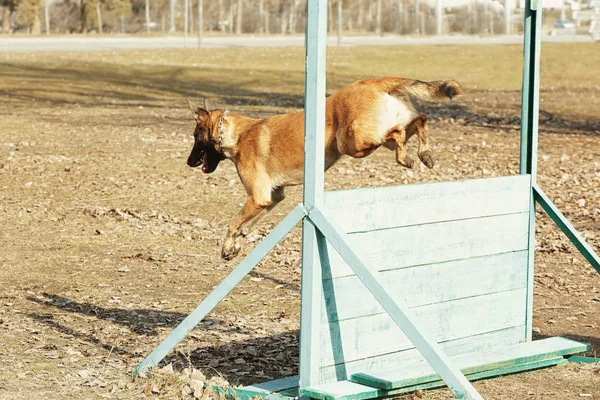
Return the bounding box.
[419,151,436,169]
[398,156,415,169]
[221,239,241,260]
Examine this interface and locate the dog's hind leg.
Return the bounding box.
[407,114,435,169]
[384,125,414,169]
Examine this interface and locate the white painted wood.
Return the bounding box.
[311,207,484,400]
[302,0,327,210]
[322,251,527,323]
[320,288,526,367]
[325,212,529,279]
[300,220,325,388]
[322,176,531,233]
[300,0,328,390]
[319,326,526,383]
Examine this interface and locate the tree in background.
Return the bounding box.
[16,0,42,33]
[109,0,131,32]
[1,0,16,33]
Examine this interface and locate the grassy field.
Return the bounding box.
[0,43,599,399]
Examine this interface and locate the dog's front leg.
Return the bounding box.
[221,197,267,260]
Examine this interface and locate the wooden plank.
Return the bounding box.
[243,376,299,393]
[311,207,483,400]
[319,326,526,384]
[134,204,306,375]
[351,337,589,390]
[325,212,529,279]
[322,175,530,234]
[303,356,565,400]
[322,251,527,323]
[320,288,526,366]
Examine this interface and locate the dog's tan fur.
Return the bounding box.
[186,77,463,259]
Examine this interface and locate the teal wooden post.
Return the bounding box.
[309,207,483,400]
[134,205,306,375]
[299,0,328,390]
[519,0,542,342]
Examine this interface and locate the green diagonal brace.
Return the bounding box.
[533,184,600,274]
[134,204,307,375]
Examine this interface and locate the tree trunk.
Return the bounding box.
[184,0,188,37]
[328,0,332,33]
[357,0,364,29]
[289,0,297,34]
[44,0,50,34]
[280,8,286,33]
[337,0,342,46]
[375,0,382,34]
[2,6,10,33]
[32,10,41,34]
[145,0,150,34]
[258,0,263,33]
[96,2,103,33]
[366,1,374,31]
[120,15,125,33]
[235,0,242,34]
[217,0,223,31]
[414,0,419,34]
[264,3,269,34]
[189,0,194,33]
[228,1,233,33]
[198,0,202,47]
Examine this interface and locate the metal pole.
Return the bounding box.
[145,0,151,34]
[170,0,175,32]
[299,0,327,390]
[44,0,50,34]
[435,0,443,35]
[504,0,512,34]
[198,0,203,48]
[184,0,189,45]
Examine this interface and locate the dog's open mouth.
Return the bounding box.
[188,147,223,174]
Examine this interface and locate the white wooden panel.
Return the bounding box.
[322,251,527,323]
[320,288,526,367]
[322,176,531,233]
[319,326,526,384]
[325,213,529,279]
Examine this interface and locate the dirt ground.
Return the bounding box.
[0,43,599,400]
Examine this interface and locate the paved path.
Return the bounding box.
[0,34,592,52]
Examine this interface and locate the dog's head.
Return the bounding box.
[186,99,226,174]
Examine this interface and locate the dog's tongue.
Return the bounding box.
[202,152,219,174]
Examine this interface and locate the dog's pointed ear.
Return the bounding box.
[186,98,209,122]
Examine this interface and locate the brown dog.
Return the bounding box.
[186,77,462,259]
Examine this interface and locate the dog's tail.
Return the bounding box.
[381,78,463,100]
